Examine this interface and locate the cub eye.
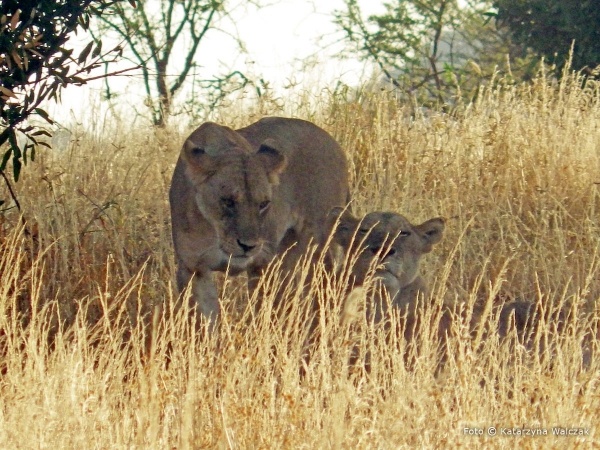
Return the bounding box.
[359,228,369,234]
[221,198,235,209]
[399,230,411,237]
[259,200,270,212]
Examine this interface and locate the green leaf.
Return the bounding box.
[0,148,11,171]
[78,40,94,64]
[12,156,21,182]
[69,76,86,85]
[35,108,54,124]
[31,129,52,137]
[77,13,90,30]
[92,40,102,58]
[23,143,32,164]
[7,130,20,159]
[482,11,497,26]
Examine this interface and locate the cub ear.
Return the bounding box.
[326,206,359,248]
[256,139,287,184]
[181,139,220,183]
[414,217,445,253]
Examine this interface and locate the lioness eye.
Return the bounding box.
[259,200,270,211]
[222,198,235,209]
[399,230,411,237]
[359,228,369,234]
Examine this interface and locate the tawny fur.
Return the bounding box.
[325,208,445,325]
[170,117,349,320]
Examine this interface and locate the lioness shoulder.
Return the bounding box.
[169,117,349,319]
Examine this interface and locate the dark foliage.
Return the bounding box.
[495,0,600,73]
[0,0,131,209]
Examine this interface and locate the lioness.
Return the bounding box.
[326,207,445,323]
[169,117,349,320]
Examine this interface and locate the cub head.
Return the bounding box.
[327,207,445,289]
[181,122,287,266]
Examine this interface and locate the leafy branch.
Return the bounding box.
[0,0,135,212]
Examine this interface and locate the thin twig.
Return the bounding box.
[76,64,142,83]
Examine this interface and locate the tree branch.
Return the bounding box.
[170,6,218,96]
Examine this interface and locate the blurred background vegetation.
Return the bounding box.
[1,0,599,208]
[334,0,600,106]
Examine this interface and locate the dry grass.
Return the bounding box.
[1,71,600,448]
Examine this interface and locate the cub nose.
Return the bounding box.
[237,239,257,254]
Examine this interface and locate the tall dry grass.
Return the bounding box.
[0,70,599,448]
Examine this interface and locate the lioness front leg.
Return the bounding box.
[247,263,294,316]
[176,265,219,320]
[247,265,267,316]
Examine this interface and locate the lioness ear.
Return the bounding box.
[181,139,219,183]
[257,139,287,184]
[415,217,445,253]
[327,206,345,222]
[326,207,359,248]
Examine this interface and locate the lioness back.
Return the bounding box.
[169,117,349,320]
[236,118,349,243]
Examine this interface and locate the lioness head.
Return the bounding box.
[181,122,287,267]
[327,207,445,290]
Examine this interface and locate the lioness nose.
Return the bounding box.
[237,239,256,253]
[371,246,396,258]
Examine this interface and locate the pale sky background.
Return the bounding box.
[48,0,386,127]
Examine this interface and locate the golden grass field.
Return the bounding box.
[1,71,599,448]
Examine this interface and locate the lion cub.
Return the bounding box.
[326,207,445,323]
